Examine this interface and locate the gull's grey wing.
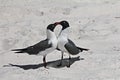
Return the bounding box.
[26,39,52,55]
[68,39,76,46]
[64,39,79,55]
[12,39,52,55]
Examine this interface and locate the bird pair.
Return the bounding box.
[12,21,89,68]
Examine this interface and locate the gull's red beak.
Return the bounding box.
[54,22,60,26]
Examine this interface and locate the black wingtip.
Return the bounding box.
[11,48,26,53]
[15,51,24,53]
[83,48,89,51]
[77,47,89,52]
[11,49,21,51]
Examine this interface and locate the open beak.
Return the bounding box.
[54,22,60,26]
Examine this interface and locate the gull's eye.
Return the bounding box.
[63,22,65,24]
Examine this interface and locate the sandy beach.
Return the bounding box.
[0,0,120,80]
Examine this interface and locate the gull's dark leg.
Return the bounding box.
[67,54,71,68]
[57,51,64,67]
[43,56,47,68]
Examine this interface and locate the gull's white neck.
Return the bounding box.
[46,29,57,48]
[57,27,69,52]
[58,27,69,38]
[47,29,56,40]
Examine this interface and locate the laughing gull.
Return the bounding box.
[55,21,89,67]
[12,23,58,68]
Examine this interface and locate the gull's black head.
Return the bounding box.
[55,20,70,30]
[47,24,56,32]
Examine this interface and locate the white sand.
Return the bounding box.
[0,0,120,80]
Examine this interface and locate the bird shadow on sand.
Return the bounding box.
[3,56,84,70]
